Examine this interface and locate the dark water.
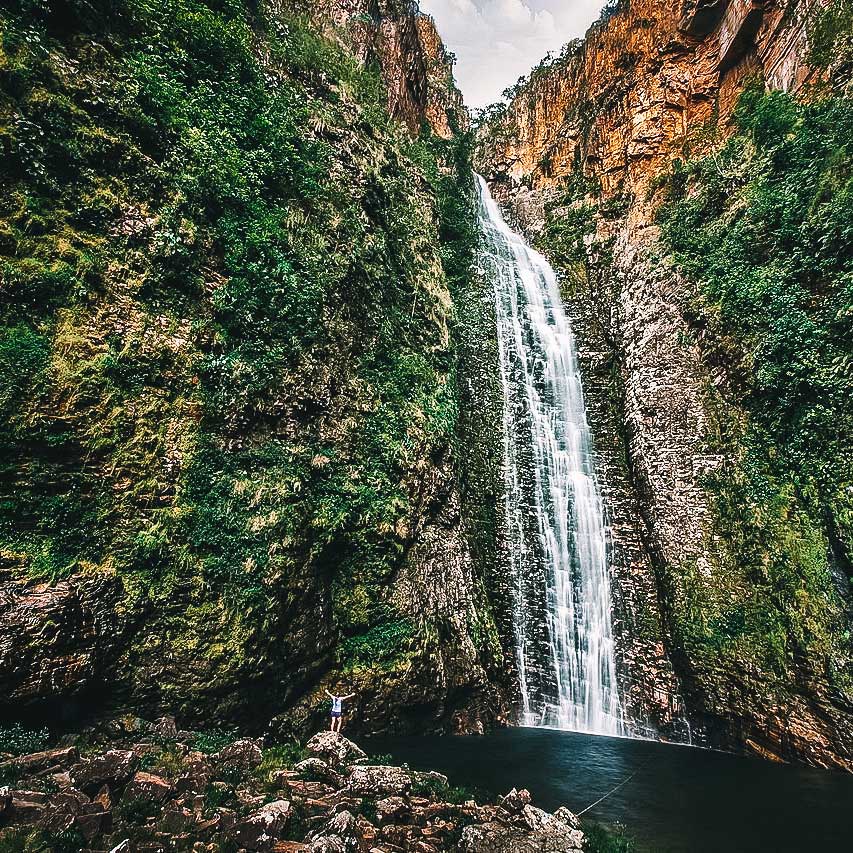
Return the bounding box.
[364,727,853,852]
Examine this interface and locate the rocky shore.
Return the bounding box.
[0,720,592,852]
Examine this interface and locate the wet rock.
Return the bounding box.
[212,738,263,770]
[0,570,124,711]
[71,749,138,794]
[305,732,367,769]
[234,798,292,851]
[124,771,171,802]
[346,765,412,797]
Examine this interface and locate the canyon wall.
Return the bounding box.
[0,0,505,736]
[476,0,853,768]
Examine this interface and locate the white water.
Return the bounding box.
[476,174,625,736]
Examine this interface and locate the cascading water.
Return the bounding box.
[476,174,625,737]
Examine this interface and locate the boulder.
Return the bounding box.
[305,732,367,769]
[93,783,115,811]
[124,771,171,802]
[346,765,412,797]
[234,798,292,851]
[74,802,111,841]
[458,807,585,853]
[374,796,411,825]
[294,757,342,786]
[174,754,214,794]
[1,745,79,774]
[212,738,263,770]
[498,787,531,814]
[308,839,348,853]
[8,791,48,825]
[160,805,194,834]
[307,809,360,852]
[149,716,178,739]
[70,749,138,794]
[48,788,90,815]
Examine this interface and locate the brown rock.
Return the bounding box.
[212,738,263,770]
[71,749,138,794]
[498,787,531,814]
[374,796,411,825]
[346,766,412,798]
[160,805,195,834]
[234,799,292,852]
[74,803,111,841]
[2,745,79,774]
[124,771,171,802]
[8,793,47,825]
[294,757,342,786]
[305,732,367,769]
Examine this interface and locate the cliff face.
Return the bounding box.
[297,0,466,137]
[476,0,853,769]
[0,0,504,735]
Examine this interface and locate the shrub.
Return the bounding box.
[584,822,636,853]
[192,728,239,754]
[0,724,50,756]
[657,84,853,680]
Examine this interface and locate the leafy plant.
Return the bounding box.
[657,83,853,683]
[0,724,50,757]
[192,729,238,755]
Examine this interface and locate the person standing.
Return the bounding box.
[325,688,355,732]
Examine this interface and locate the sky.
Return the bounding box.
[420,0,607,109]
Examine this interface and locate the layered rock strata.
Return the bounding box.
[475,0,852,767]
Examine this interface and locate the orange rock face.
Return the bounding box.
[476,0,852,771]
[298,0,466,137]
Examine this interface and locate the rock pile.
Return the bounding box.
[0,722,587,852]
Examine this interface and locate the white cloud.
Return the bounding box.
[420,0,606,108]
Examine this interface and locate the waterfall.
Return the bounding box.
[475,174,625,737]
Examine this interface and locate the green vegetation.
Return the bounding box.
[192,727,239,754]
[409,773,488,805]
[0,829,83,853]
[138,743,186,777]
[809,0,853,77]
[0,0,477,716]
[584,822,636,853]
[657,83,853,686]
[338,617,415,670]
[0,724,50,756]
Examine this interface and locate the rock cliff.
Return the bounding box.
[476,0,853,769]
[0,0,504,735]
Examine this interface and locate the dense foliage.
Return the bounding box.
[0,0,478,717]
[658,84,853,688]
